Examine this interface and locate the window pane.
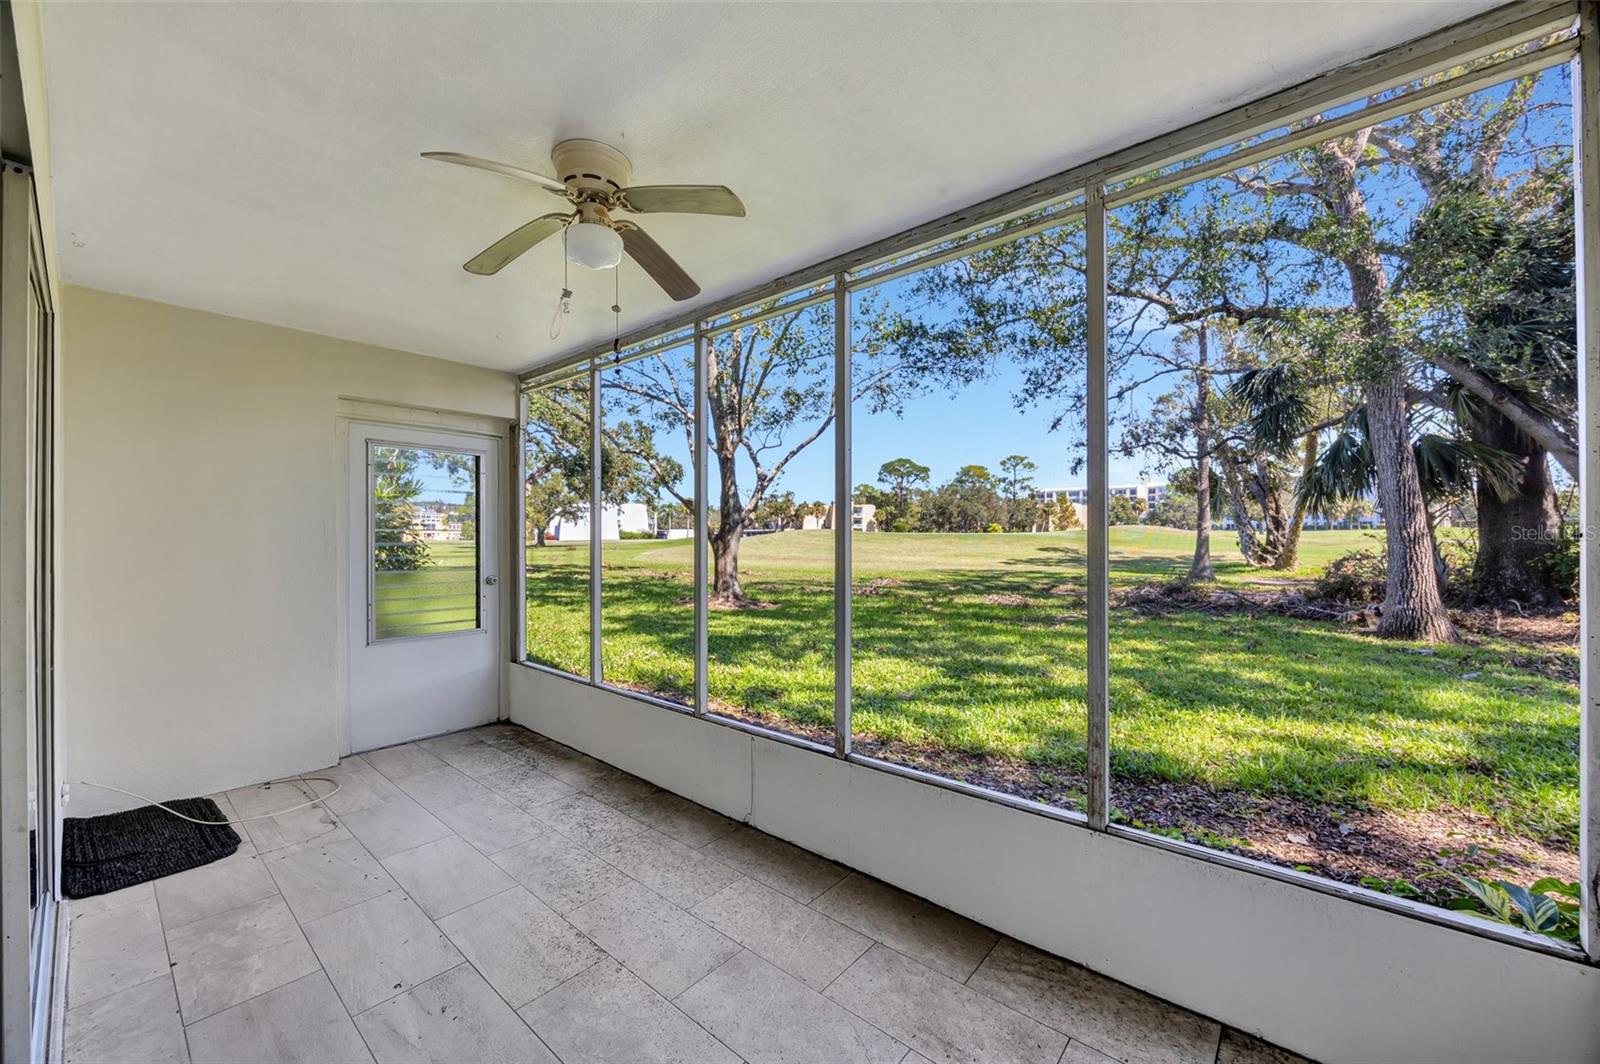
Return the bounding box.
[1106,66,1580,931]
[371,444,479,640]
[706,299,835,740]
[524,378,593,675]
[598,345,696,705]
[849,218,1089,812]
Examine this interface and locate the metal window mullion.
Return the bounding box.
[364,443,377,645]
[705,287,837,338]
[1104,39,1578,211]
[833,275,852,758]
[513,392,528,666]
[1574,1,1600,963]
[845,202,1089,294]
[694,325,709,716]
[589,364,602,684]
[1085,183,1111,831]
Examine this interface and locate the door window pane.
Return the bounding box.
[371,444,480,640]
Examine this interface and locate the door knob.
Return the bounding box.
[483,576,499,586]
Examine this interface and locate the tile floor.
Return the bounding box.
[58,722,1313,1064]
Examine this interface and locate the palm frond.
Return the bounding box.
[1415,434,1522,503]
[1229,365,1310,452]
[1295,408,1372,518]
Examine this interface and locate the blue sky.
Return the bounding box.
[392,449,476,509]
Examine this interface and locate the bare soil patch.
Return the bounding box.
[1116,581,1579,682]
[847,733,1579,895]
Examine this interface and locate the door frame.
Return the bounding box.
[335,402,509,756]
[1,159,55,1064]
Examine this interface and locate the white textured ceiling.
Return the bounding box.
[40,1,1496,374]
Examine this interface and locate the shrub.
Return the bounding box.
[619,530,655,540]
[984,522,1004,533]
[1312,549,1387,604]
[1449,876,1580,943]
[1543,524,1581,602]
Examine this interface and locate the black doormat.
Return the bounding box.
[62,798,241,899]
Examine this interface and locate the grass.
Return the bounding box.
[526,528,1580,866]
[374,540,480,639]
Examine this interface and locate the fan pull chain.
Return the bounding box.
[549,229,575,341]
[611,267,622,355]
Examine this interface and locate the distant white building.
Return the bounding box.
[414,504,463,541]
[822,501,877,531]
[1036,482,1167,513]
[544,502,651,542]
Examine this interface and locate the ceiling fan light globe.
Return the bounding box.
[566,222,624,270]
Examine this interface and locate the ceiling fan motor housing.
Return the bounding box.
[551,139,634,198]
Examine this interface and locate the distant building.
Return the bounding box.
[822,501,877,532]
[1035,481,1166,514]
[544,502,651,542]
[414,504,463,541]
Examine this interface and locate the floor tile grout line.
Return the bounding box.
[867,940,1075,1047]
[147,861,187,1033]
[516,954,606,1013]
[659,946,761,1064]
[253,807,415,929]
[347,958,477,1021]
[59,966,173,1021]
[809,944,939,1057]
[288,810,459,1022]
[74,724,1287,1064]
[165,901,323,1028]
[965,935,1003,986]
[415,919,578,1064]
[510,725,1232,1058]
[178,968,332,1035]
[689,875,878,991]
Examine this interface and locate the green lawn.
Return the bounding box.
[374,540,480,639]
[527,527,1579,888]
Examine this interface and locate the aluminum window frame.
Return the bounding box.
[513,0,1599,964]
[592,343,698,711]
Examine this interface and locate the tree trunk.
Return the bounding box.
[1218,449,1267,564]
[1246,463,1290,564]
[1317,138,1454,641]
[1187,325,1214,582]
[1273,433,1318,571]
[534,524,547,548]
[711,528,745,603]
[1469,407,1564,605]
[1367,375,1457,641]
[710,450,751,604]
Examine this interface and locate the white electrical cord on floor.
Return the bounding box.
[69,777,342,826]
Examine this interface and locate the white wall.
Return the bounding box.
[59,286,515,814]
[510,665,1600,1064]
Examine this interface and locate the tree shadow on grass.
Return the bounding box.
[542,555,1579,849]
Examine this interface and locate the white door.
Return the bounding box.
[348,425,500,751]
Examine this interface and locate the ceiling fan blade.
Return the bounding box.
[422,151,567,195]
[619,184,745,217]
[464,213,570,275]
[619,224,701,300]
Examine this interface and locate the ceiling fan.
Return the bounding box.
[423,139,745,301]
